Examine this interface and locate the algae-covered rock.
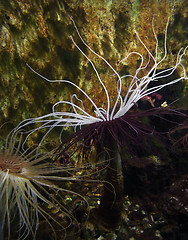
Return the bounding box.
[0,0,187,144]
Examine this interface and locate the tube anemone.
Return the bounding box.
[12,1,187,231]
[0,128,86,240]
[14,2,187,148]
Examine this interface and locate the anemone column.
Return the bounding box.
[92,130,124,230]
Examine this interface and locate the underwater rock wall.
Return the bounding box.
[0,0,187,144]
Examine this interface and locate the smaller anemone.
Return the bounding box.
[0,127,86,240]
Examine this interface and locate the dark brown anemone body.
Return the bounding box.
[56,108,185,230]
[58,108,183,158]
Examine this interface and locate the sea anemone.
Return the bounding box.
[14,2,187,147]
[0,127,86,239]
[12,2,187,230]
